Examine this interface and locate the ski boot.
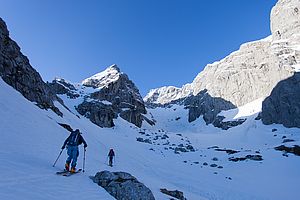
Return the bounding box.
[65,163,70,171]
[70,167,76,173]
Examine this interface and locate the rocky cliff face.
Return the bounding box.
[262,73,300,128]
[0,17,63,116]
[261,0,300,128]
[49,65,152,128]
[144,85,192,105]
[145,0,300,128]
[271,0,300,41]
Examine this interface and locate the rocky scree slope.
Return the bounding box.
[0,17,63,116]
[144,0,300,128]
[49,65,153,128]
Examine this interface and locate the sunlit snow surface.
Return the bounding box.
[0,77,300,200]
[219,98,264,121]
[81,64,120,89]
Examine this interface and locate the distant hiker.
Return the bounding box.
[108,148,115,167]
[61,129,87,173]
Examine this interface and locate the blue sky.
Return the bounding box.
[0,0,277,96]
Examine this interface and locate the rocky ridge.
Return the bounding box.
[0,17,63,116]
[49,65,153,128]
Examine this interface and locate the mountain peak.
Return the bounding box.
[82,64,122,88]
[108,64,120,72]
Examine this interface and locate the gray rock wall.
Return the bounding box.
[145,0,300,129]
[47,79,79,99]
[0,17,63,116]
[271,0,300,41]
[262,72,300,128]
[76,101,117,128]
[184,89,236,124]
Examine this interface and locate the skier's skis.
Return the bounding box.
[63,169,82,177]
[56,170,69,175]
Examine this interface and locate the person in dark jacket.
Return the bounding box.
[108,148,115,167]
[61,129,87,172]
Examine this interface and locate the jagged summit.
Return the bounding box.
[48,64,151,128]
[82,64,121,88]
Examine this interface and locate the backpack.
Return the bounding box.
[109,149,115,157]
[68,131,80,146]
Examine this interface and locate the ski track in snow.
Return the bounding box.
[1,77,300,200]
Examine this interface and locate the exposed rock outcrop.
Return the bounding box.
[260,0,300,128]
[160,188,186,200]
[0,17,63,116]
[79,65,150,127]
[262,73,300,128]
[184,89,236,124]
[144,0,300,128]
[76,100,116,127]
[275,145,300,156]
[49,65,153,128]
[271,0,300,41]
[91,171,155,200]
[47,78,79,99]
[183,89,246,129]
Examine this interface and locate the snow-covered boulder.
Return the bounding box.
[91,171,155,200]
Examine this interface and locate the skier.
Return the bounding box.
[61,129,87,173]
[108,148,115,167]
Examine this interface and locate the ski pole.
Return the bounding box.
[83,148,86,173]
[53,149,63,167]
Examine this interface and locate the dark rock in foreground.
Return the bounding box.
[91,171,155,200]
[275,145,300,156]
[160,188,186,200]
[215,148,240,155]
[229,154,263,162]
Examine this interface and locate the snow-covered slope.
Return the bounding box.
[1,76,300,200]
[2,1,300,199]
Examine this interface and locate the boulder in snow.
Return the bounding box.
[91,171,155,200]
